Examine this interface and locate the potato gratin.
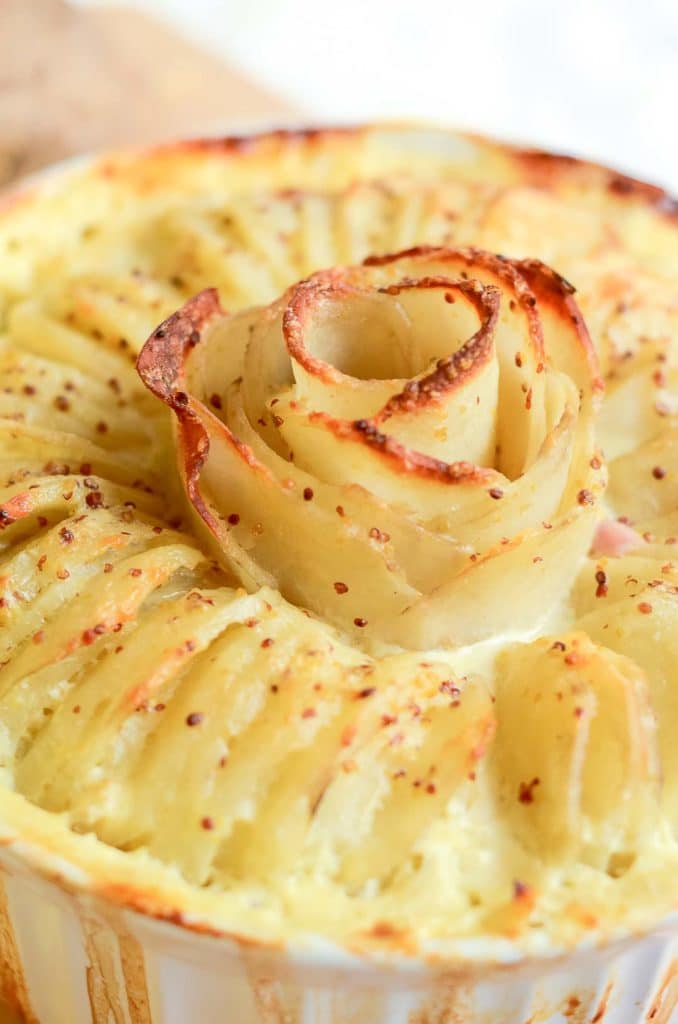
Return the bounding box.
[0,126,676,957]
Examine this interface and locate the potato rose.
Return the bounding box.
[138,247,604,647]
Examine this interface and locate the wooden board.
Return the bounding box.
[0,0,296,186]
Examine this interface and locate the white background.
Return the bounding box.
[76,0,678,193]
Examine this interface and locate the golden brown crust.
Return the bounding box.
[112,125,678,225]
[510,144,678,218]
[136,287,223,410]
[137,288,224,542]
[308,414,494,484]
[517,258,604,392]
[281,263,501,484]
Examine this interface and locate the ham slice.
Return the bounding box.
[591,519,645,557]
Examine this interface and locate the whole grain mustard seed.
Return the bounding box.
[513,881,532,901]
[595,569,608,598]
[439,680,461,697]
[518,777,540,804]
[369,527,390,542]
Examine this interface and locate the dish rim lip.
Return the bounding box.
[2,119,677,219]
